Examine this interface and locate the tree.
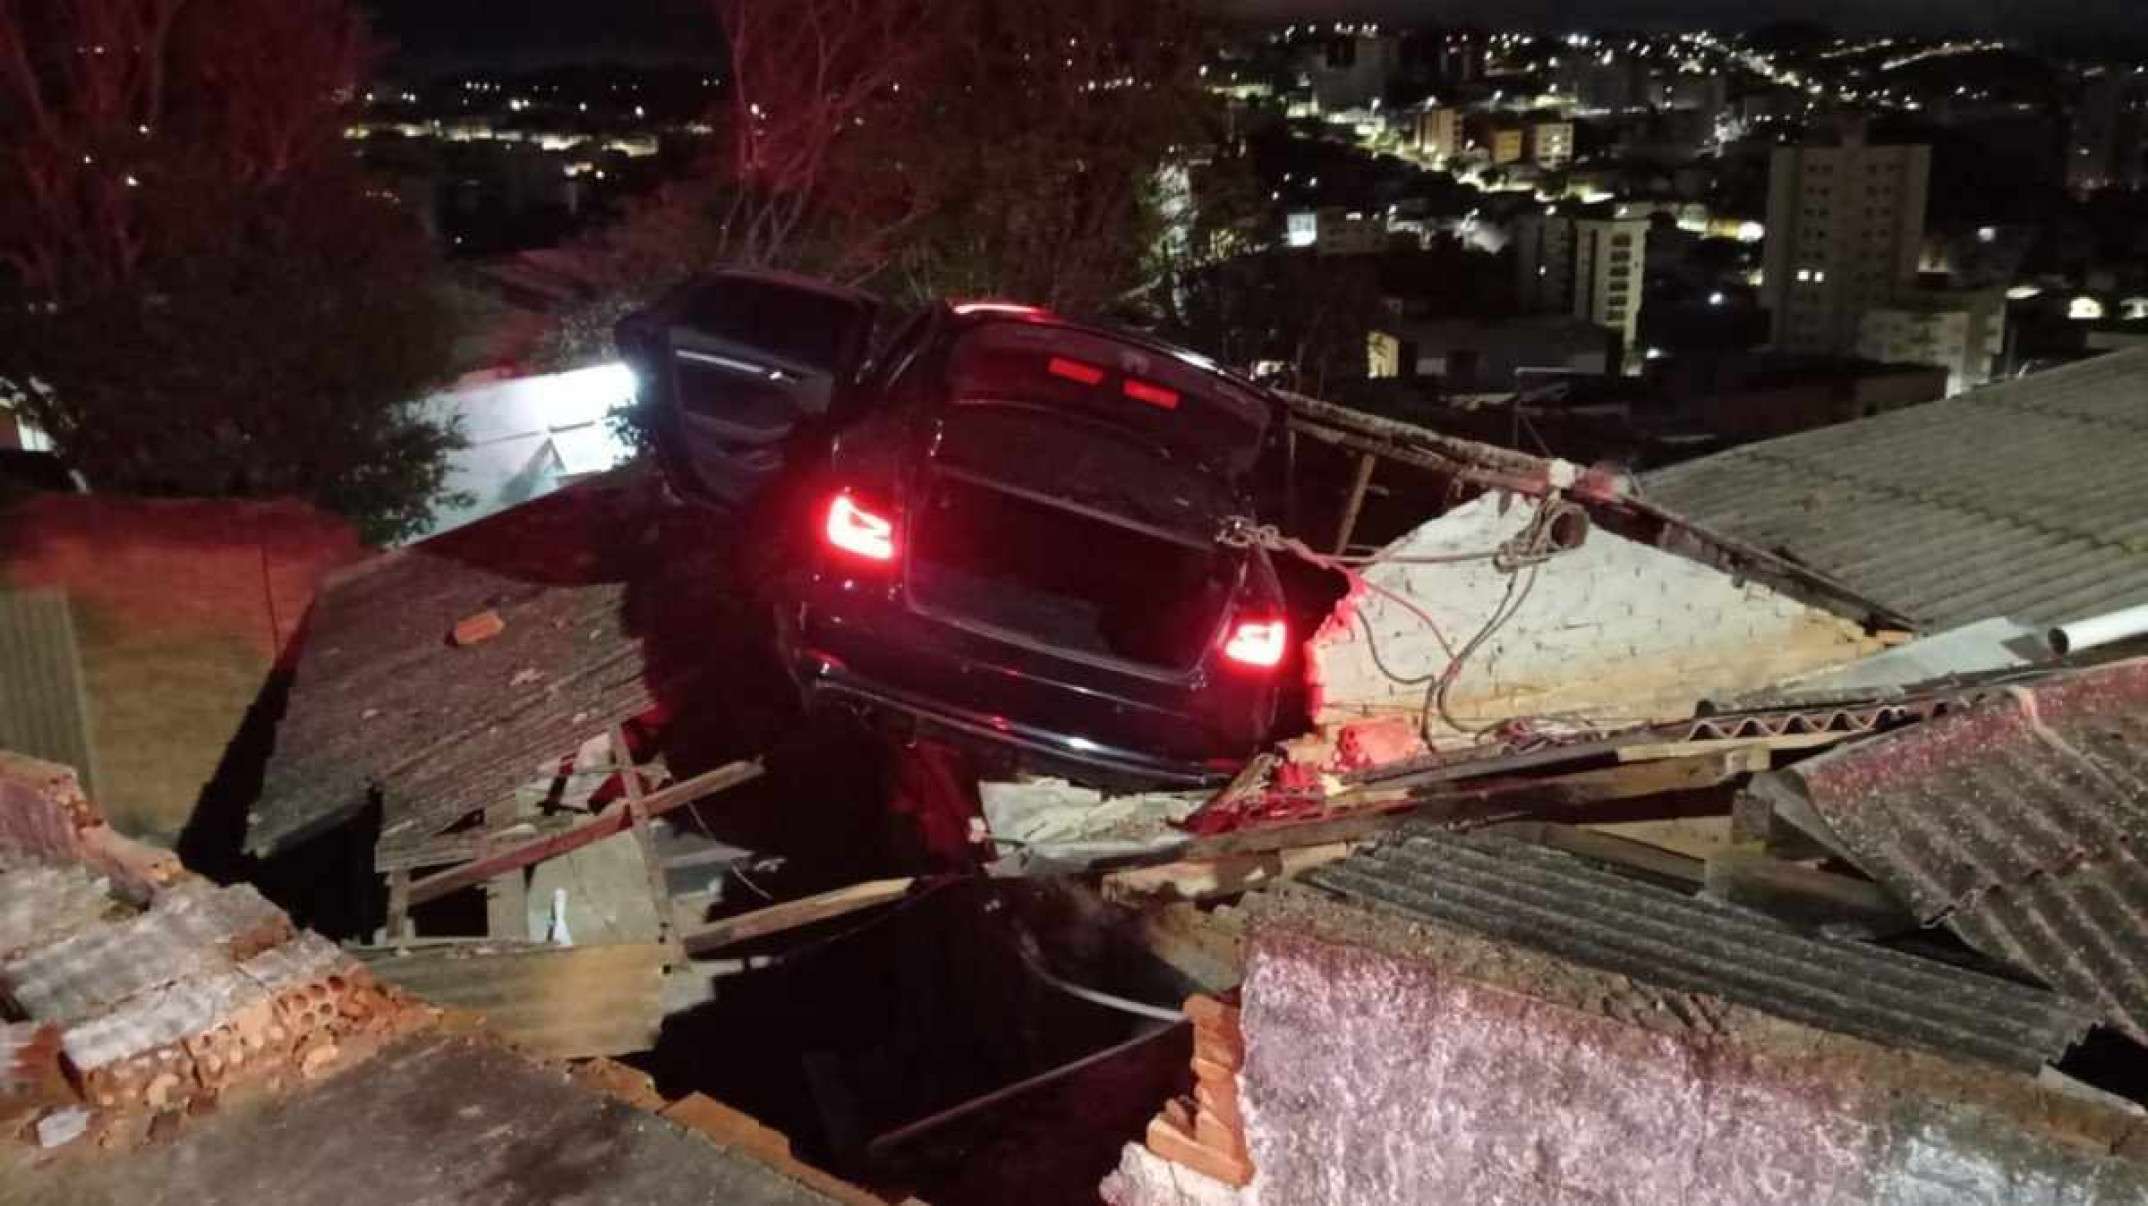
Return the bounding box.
[0,0,462,543]
[1169,250,1385,394]
[543,0,1212,370]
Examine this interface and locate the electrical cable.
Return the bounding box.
[1010,925,1186,1024]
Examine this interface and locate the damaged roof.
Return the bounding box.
[29,1032,852,1206]
[1761,657,2148,1042]
[1303,827,2094,1071]
[251,470,720,860]
[1642,348,2148,631]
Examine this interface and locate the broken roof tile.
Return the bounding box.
[1303,827,2094,1071]
[1768,657,2148,1041]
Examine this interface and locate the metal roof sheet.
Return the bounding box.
[1643,349,2148,631]
[1303,827,2093,1071]
[1774,656,2148,1041]
[0,589,97,796]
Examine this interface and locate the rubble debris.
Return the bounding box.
[980,778,1209,870]
[1762,656,2148,1041]
[0,757,428,1140]
[449,609,506,646]
[0,752,881,1203]
[0,864,112,960]
[34,1105,89,1149]
[1,1023,67,1121]
[1132,994,1253,1188]
[1100,845,1354,907]
[1099,1141,1246,1206]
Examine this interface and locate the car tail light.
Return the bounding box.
[825,492,896,562]
[1122,378,1180,410]
[1048,356,1105,385]
[1222,617,1288,669]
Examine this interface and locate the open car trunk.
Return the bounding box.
[907,471,1241,673]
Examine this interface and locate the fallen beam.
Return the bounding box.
[1485,820,1707,887]
[678,876,920,955]
[405,760,761,908]
[1335,745,1768,812]
[1703,851,1918,938]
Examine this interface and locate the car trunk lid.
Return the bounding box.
[906,408,1244,675]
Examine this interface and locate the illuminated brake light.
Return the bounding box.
[1048,356,1105,385]
[1223,618,1288,668]
[953,301,1044,316]
[825,493,895,562]
[1123,378,1179,410]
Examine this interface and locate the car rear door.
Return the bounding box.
[617,271,880,508]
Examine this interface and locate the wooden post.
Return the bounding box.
[614,726,680,958]
[483,801,529,941]
[385,869,414,941]
[1332,452,1377,556]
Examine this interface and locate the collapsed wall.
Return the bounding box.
[1220,887,2148,1205]
[0,753,425,1148]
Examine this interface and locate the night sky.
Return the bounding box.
[365,0,2147,68]
[365,0,724,69]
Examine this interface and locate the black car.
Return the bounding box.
[617,269,1293,786]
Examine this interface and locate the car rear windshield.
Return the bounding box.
[678,277,865,373]
[943,321,1270,475]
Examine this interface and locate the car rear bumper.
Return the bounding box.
[796,660,1231,788]
[779,594,1267,789]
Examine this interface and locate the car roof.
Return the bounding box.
[706,266,880,309]
[937,302,1272,402]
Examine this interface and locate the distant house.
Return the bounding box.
[1368,314,1616,392]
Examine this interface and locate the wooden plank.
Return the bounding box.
[678,877,917,955]
[1162,749,1766,871]
[1334,746,1768,812]
[1703,851,1917,937]
[1332,452,1378,556]
[1486,821,1706,887]
[405,760,761,908]
[359,941,666,1059]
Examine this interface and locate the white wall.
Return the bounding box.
[1308,493,1881,740]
